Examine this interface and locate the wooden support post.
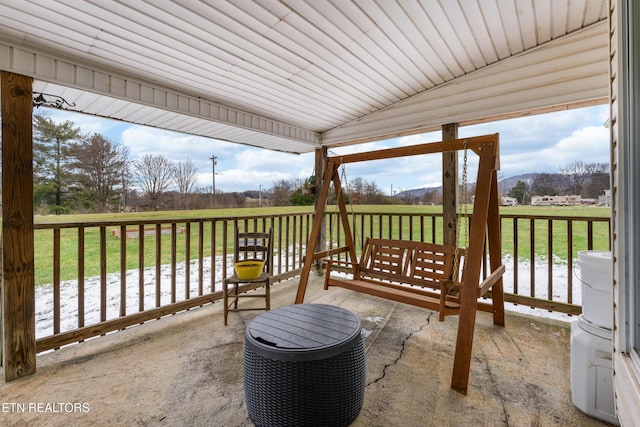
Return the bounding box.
[487,168,506,326]
[442,124,458,246]
[1,71,36,381]
[450,142,496,394]
[313,148,327,270]
[296,161,337,303]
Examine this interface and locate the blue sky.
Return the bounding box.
[46,104,610,195]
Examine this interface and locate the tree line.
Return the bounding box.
[30,115,398,214]
[29,115,610,213]
[33,115,203,214]
[507,161,610,205]
[393,161,611,207]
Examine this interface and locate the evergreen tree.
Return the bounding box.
[508,180,530,205]
[290,188,315,205]
[33,114,82,214]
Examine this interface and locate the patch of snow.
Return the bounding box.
[35,254,593,339]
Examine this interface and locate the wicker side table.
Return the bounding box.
[243,304,365,427]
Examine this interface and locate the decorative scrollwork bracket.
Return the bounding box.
[33,92,76,109]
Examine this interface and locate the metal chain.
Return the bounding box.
[451,140,469,288]
[460,141,469,248]
[339,161,360,250]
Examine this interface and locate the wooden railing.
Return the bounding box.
[34,213,313,352]
[34,210,611,353]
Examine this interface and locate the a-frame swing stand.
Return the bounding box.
[295,134,505,395]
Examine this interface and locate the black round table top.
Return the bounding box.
[245,304,362,362]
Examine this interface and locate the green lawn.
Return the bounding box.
[326,204,611,262]
[32,204,611,286]
[34,206,314,286]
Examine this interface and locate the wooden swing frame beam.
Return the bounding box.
[295,133,505,395]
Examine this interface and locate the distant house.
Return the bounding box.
[501,197,517,206]
[598,189,611,207]
[531,195,581,206]
[580,198,597,205]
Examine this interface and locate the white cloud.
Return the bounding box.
[42,109,116,136]
[121,126,235,160]
[497,125,610,178]
[233,149,312,173]
[208,149,317,191]
[463,105,609,157]
[548,125,609,162]
[395,132,441,147]
[216,168,293,192]
[41,104,611,194]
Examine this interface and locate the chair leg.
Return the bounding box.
[232,285,239,310]
[265,282,271,311]
[223,280,229,326]
[223,279,271,324]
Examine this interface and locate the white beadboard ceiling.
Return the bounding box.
[0,0,609,154]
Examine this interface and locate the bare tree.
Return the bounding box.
[119,162,133,212]
[346,177,365,204]
[559,160,591,195]
[174,158,199,209]
[345,177,386,204]
[133,154,176,210]
[364,180,386,204]
[421,189,442,205]
[531,173,561,196]
[270,179,295,206]
[583,162,611,198]
[68,133,129,212]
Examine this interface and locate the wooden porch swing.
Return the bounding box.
[295,134,506,395]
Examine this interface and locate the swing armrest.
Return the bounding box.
[324,259,360,290]
[325,258,359,273]
[478,264,506,296]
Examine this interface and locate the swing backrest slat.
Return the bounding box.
[356,238,465,290]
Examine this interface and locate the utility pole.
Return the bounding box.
[209,155,217,208]
[121,170,126,212]
[259,184,263,207]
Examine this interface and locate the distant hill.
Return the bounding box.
[395,173,538,199]
[497,173,537,194]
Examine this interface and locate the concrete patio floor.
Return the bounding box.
[0,275,614,426]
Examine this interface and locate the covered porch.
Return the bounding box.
[0,275,606,426]
[1,1,639,425]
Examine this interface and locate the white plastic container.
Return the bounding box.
[576,250,613,330]
[570,316,618,425]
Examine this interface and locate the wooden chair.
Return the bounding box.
[222,228,273,325]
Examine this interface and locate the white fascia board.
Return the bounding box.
[0,39,321,153]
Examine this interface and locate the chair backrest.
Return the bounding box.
[234,228,273,274]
